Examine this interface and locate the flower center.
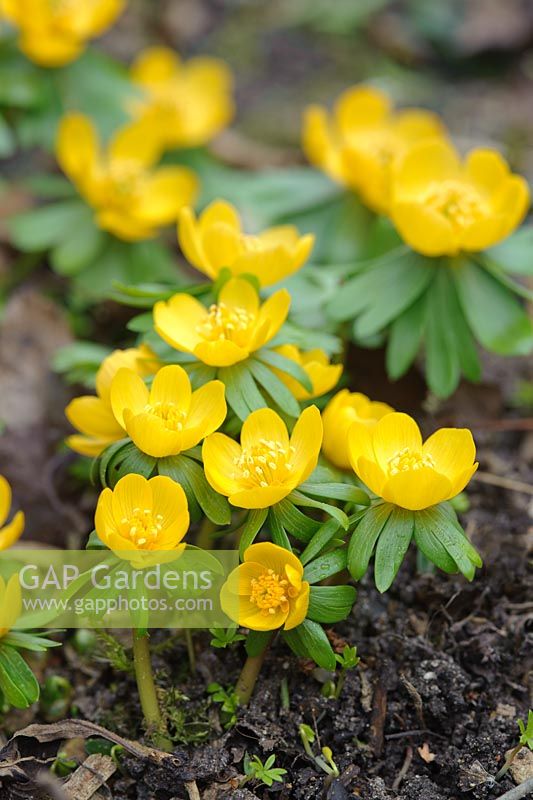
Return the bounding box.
[145,401,187,432]
[119,507,164,548]
[249,569,290,616]
[387,447,435,477]
[424,180,485,230]
[196,302,253,345]
[232,439,295,487]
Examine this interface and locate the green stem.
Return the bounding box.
[334,669,346,700]
[132,631,172,751]
[196,517,216,549]
[235,635,273,705]
[496,743,523,780]
[416,549,436,574]
[184,629,196,674]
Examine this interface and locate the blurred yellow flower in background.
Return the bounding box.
[220,542,309,631]
[66,345,158,457]
[322,390,394,470]
[203,406,322,508]
[154,277,290,367]
[303,84,444,213]
[1,0,126,67]
[273,345,341,400]
[56,113,198,240]
[0,575,22,637]
[179,200,314,287]
[110,364,226,458]
[390,140,530,256]
[95,474,189,565]
[348,412,478,511]
[129,47,234,150]
[0,476,24,551]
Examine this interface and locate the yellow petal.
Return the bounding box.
[135,166,198,225]
[382,467,451,510]
[149,364,191,412]
[202,433,243,496]
[124,410,183,457]
[289,405,323,484]
[393,109,445,141]
[110,368,149,428]
[111,474,152,524]
[154,294,205,354]
[130,46,181,84]
[464,149,510,196]
[66,396,124,438]
[347,422,375,471]
[178,206,210,275]
[202,222,244,273]
[194,339,250,367]
[0,574,21,632]
[150,475,189,537]
[447,462,479,499]
[83,0,126,35]
[393,139,461,197]
[96,209,156,241]
[372,412,422,472]
[66,434,117,458]
[356,456,387,497]
[335,85,390,134]
[284,582,310,630]
[493,176,530,239]
[422,428,476,482]
[0,475,11,528]
[0,511,25,551]
[56,113,98,184]
[302,361,342,400]
[108,120,162,166]
[302,105,345,181]
[181,381,227,450]
[229,485,292,509]
[253,288,291,348]
[241,408,289,452]
[199,199,241,234]
[244,542,304,578]
[391,201,457,256]
[20,31,84,67]
[95,488,119,542]
[218,277,259,316]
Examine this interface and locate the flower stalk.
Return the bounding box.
[235,633,273,706]
[132,631,172,751]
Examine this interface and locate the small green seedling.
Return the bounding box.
[496,710,533,780]
[40,675,73,720]
[51,751,78,777]
[241,753,287,787]
[334,645,360,700]
[207,683,239,729]
[299,723,339,777]
[209,627,246,649]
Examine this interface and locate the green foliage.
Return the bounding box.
[242,753,287,787]
[209,627,246,649]
[207,683,240,729]
[518,710,533,749]
[0,643,40,708]
[282,619,336,670]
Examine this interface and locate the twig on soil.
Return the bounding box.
[471,471,533,496]
[369,674,387,757]
[392,746,413,792]
[400,675,426,728]
[184,780,201,800]
[385,729,447,741]
[495,777,533,800]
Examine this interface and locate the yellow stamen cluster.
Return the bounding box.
[423,180,485,231]
[196,302,253,344]
[249,569,292,616]
[145,401,187,432]
[119,507,164,548]
[388,447,435,477]
[232,439,295,488]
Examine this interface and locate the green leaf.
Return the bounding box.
[486,228,533,275]
[96,439,131,488]
[413,514,458,574]
[288,490,348,529]
[238,508,269,559]
[386,291,428,380]
[0,643,40,708]
[219,363,258,421]
[255,349,313,393]
[247,359,301,418]
[176,455,231,525]
[416,505,482,580]
[157,455,202,520]
[268,508,292,550]
[307,585,357,623]
[303,548,347,584]
[282,619,336,670]
[2,631,61,652]
[245,630,272,658]
[373,507,414,592]
[126,312,153,333]
[347,503,392,581]
[352,252,436,338]
[425,269,461,398]
[9,201,89,251]
[106,442,157,487]
[274,498,320,542]
[453,259,533,356]
[50,212,105,276]
[300,518,342,565]
[298,481,369,505]
[0,114,15,157]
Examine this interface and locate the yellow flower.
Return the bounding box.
[203,406,322,509]
[95,473,189,567]
[56,113,198,241]
[154,277,290,368]
[128,47,234,150]
[0,575,22,637]
[273,345,342,401]
[178,200,314,287]
[66,345,158,457]
[1,0,125,67]
[303,84,445,213]
[220,543,309,631]
[348,412,478,511]
[390,139,530,256]
[0,476,24,550]
[110,364,226,458]
[322,390,394,470]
